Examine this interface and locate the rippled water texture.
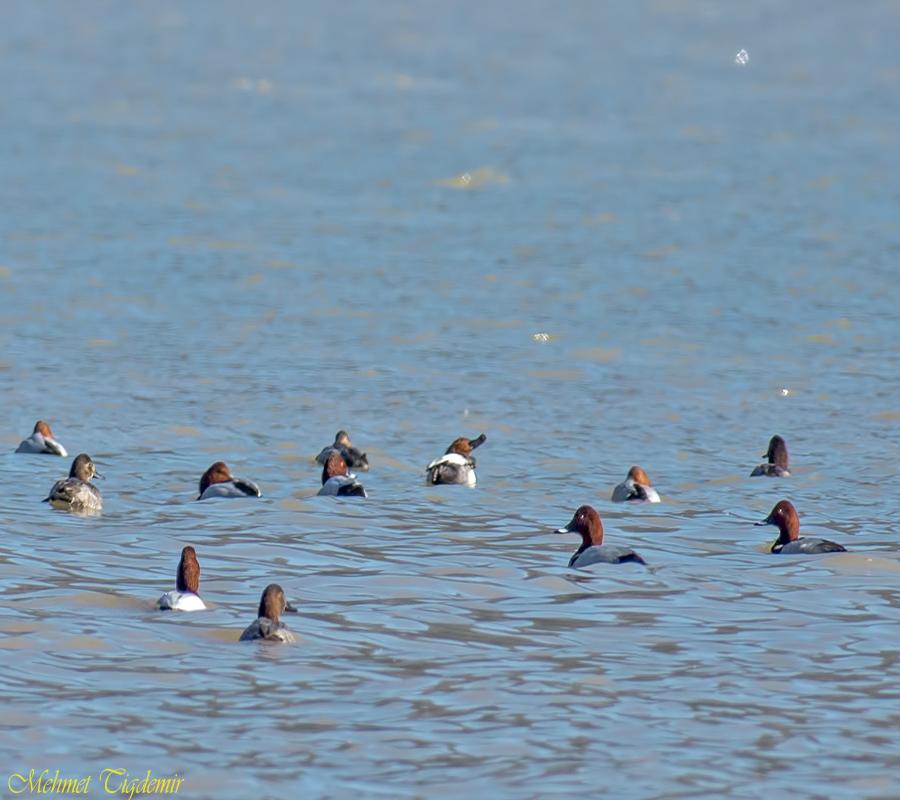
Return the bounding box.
[2,1,900,797]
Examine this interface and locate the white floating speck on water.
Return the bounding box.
[782,389,789,395]
[735,49,749,66]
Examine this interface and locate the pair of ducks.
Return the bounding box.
[15,422,104,512]
[610,435,791,506]
[557,499,845,568]
[158,547,296,642]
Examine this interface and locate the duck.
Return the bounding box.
[554,505,647,568]
[16,420,67,456]
[197,461,261,500]
[425,433,486,487]
[316,430,369,472]
[611,466,661,503]
[43,453,103,511]
[318,451,367,497]
[157,546,207,611]
[755,499,846,554]
[239,584,297,643]
[750,435,790,477]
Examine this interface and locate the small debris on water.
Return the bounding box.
[735,49,749,66]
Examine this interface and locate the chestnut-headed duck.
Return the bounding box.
[316,430,369,472]
[157,546,207,611]
[16,420,67,457]
[239,584,297,643]
[555,505,647,568]
[198,461,261,500]
[318,451,367,497]
[750,435,790,477]
[43,453,103,511]
[611,466,661,503]
[755,499,846,554]
[425,433,486,487]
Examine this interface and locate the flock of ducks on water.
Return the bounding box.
[18,420,841,643]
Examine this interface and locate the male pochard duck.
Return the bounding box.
[425,433,486,487]
[43,453,103,511]
[318,451,367,497]
[755,499,846,554]
[555,505,647,568]
[239,584,297,643]
[316,430,369,472]
[750,435,790,477]
[157,546,207,611]
[197,462,261,500]
[16,420,67,456]
[611,466,661,503]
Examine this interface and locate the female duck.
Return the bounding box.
[611,466,660,503]
[318,451,367,497]
[756,499,846,554]
[316,430,369,472]
[43,453,103,511]
[750,435,790,477]
[158,546,207,611]
[16,420,67,456]
[239,584,297,643]
[198,462,261,500]
[425,433,486,487]
[555,505,647,568]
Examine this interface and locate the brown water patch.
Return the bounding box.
[570,347,620,363]
[435,167,510,189]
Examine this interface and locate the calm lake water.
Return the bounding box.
[2,1,900,797]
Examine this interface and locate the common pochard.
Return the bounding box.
[755,499,846,554]
[43,453,103,511]
[239,584,297,643]
[157,546,207,611]
[554,505,647,568]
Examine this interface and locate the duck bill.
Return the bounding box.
[94,472,105,480]
[468,434,487,450]
[754,519,773,527]
[554,525,573,535]
[284,601,298,613]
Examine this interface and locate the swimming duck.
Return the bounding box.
[318,451,367,497]
[611,466,661,503]
[755,499,846,554]
[555,505,647,568]
[158,546,207,611]
[198,462,261,500]
[43,453,103,511]
[316,430,369,472]
[750,435,790,477]
[425,433,486,487]
[16,420,67,456]
[239,584,297,643]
